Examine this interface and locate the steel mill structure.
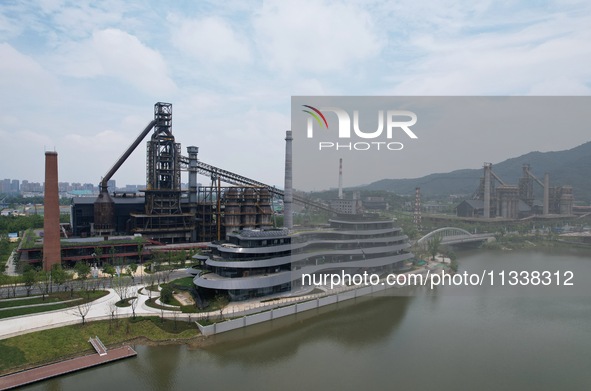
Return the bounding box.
[69,103,330,245]
[456,162,574,219]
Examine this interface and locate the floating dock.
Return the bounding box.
[0,341,136,390]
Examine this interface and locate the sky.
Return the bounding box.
[1,0,590,191]
[292,97,591,190]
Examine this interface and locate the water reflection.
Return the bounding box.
[203,295,412,366]
[126,344,182,390]
[21,249,591,391]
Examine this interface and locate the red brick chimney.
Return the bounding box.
[43,151,61,271]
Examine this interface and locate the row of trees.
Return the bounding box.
[0,194,72,207]
[21,264,71,298]
[1,247,192,300]
[0,214,44,235]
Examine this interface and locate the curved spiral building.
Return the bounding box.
[193,214,414,301]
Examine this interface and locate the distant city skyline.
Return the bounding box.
[1,1,591,189]
[0,177,201,195]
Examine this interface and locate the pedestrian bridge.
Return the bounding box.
[416,227,494,246]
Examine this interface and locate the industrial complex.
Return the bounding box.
[16,102,416,301]
[13,101,582,301]
[19,103,306,269]
[456,163,574,219]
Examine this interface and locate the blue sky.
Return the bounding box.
[1,0,590,189]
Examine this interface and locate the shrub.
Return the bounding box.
[160,285,173,304]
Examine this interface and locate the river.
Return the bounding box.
[23,248,591,390]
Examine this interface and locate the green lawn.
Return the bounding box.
[115,296,137,307]
[0,303,72,318]
[145,297,181,311]
[0,296,66,309]
[0,316,200,374]
[169,276,194,289]
[0,290,109,320]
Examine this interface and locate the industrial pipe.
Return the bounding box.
[99,119,156,193]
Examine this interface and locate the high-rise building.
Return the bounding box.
[1,179,10,193]
[10,179,19,193]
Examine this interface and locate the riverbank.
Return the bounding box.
[4,249,590,391]
[482,235,591,251]
[0,264,438,374]
[0,316,201,375]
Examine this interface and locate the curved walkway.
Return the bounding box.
[0,263,442,340]
[0,285,161,340]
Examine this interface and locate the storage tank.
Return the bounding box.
[257,188,274,229]
[224,187,241,235]
[241,188,257,229]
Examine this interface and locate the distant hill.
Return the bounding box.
[360,141,591,202]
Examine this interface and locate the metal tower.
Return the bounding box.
[131,103,194,243]
[413,187,422,229]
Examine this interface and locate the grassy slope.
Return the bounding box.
[0,316,199,373]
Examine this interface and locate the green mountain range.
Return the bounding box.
[361,141,591,202]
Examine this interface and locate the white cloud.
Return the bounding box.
[0,9,22,39]
[386,4,591,95]
[60,127,148,184]
[171,15,252,64]
[253,0,383,74]
[391,30,591,95]
[0,128,56,183]
[1,1,591,187]
[54,28,177,96]
[183,107,289,187]
[0,43,59,103]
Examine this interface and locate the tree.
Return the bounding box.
[427,236,442,261]
[106,300,118,332]
[213,295,229,321]
[92,246,103,266]
[154,250,165,268]
[126,263,138,283]
[162,252,178,283]
[113,276,131,303]
[22,266,37,296]
[0,272,8,299]
[146,272,156,298]
[450,258,459,273]
[136,239,144,266]
[102,264,116,279]
[174,250,186,270]
[129,296,139,319]
[75,261,91,281]
[88,277,100,294]
[72,300,93,325]
[9,277,18,298]
[0,270,5,298]
[150,252,167,286]
[36,269,51,300]
[160,284,173,304]
[171,307,181,331]
[51,264,68,292]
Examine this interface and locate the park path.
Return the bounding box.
[0,285,161,340]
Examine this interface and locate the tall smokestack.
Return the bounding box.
[483,163,491,219]
[187,146,199,241]
[338,158,343,199]
[43,151,61,271]
[284,130,293,229]
[543,173,549,215]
